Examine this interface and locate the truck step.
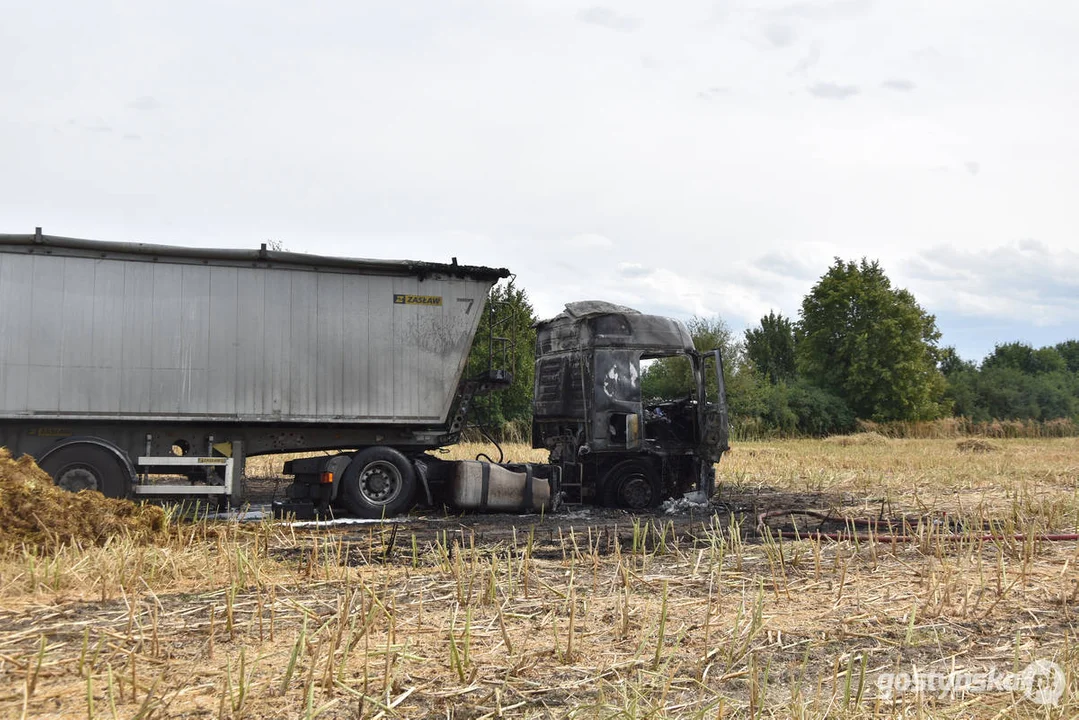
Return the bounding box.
[560,480,584,506]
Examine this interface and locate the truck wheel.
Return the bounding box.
[40,444,130,499]
[602,460,661,510]
[340,447,416,518]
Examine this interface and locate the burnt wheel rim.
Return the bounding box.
[358,461,403,505]
[617,472,652,509]
[55,465,100,493]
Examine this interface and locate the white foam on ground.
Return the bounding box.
[196,505,414,526]
[198,508,270,522]
[288,516,415,528]
[661,494,711,514]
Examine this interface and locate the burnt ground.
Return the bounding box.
[241,473,863,563]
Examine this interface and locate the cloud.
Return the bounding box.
[807,82,859,99]
[913,46,963,74]
[1016,238,1048,255]
[697,86,730,101]
[775,0,873,21]
[608,267,717,318]
[754,252,820,282]
[128,96,161,111]
[904,242,1079,327]
[881,78,915,92]
[762,22,796,48]
[904,256,956,282]
[706,0,733,25]
[569,233,614,249]
[577,6,641,32]
[535,262,740,326]
[789,45,820,76]
[757,0,871,56]
[964,161,980,176]
[618,262,654,278]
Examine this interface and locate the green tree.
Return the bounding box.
[982,342,1066,375]
[938,346,980,416]
[938,346,976,376]
[730,377,855,438]
[797,258,946,421]
[464,281,537,435]
[1054,340,1079,374]
[958,341,1079,421]
[745,311,797,384]
[785,380,856,435]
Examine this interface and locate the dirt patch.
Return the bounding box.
[956,438,999,454]
[0,447,167,552]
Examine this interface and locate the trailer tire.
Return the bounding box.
[340,447,416,518]
[602,459,661,510]
[40,444,130,499]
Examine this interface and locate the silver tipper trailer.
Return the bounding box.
[0,229,509,515]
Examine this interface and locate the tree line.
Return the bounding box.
[467,260,1079,439]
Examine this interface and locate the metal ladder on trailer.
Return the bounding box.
[133,438,243,507]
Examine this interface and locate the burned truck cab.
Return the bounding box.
[532,301,729,508]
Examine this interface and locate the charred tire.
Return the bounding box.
[602,460,661,510]
[340,447,416,518]
[40,444,130,499]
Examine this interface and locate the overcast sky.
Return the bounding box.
[3,1,1077,361]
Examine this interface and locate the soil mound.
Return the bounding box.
[956,438,999,454]
[0,447,167,551]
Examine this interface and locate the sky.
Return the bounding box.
[3,0,1078,362]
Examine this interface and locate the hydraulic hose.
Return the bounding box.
[468,424,505,464]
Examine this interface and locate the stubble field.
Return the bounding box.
[1,437,1077,718]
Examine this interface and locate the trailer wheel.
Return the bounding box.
[40,444,130,499]
[602,460,661,510]
[340,447,416,518]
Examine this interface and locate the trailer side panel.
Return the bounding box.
[0,243,496,426]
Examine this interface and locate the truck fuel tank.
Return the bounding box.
[452,461,553,512]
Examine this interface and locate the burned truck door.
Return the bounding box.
[592,348,642,451]
[699,349,731,462]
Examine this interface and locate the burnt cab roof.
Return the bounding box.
[535,301,695,355]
